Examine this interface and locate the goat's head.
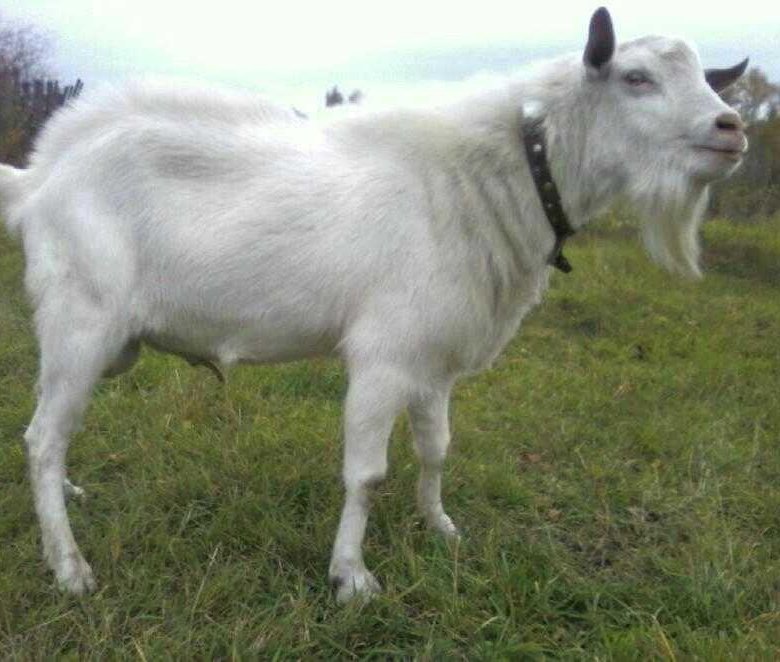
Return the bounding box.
[576,7,748,277]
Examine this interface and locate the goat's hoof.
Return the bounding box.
[63,478,86,502]
[428,513,461,541]
[330,567,381,604]
[55,555,96,595]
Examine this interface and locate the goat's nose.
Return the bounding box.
[715,111,744,133]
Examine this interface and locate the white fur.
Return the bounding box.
[0,28,744,601]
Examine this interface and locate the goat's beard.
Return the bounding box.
[626,162,709,279]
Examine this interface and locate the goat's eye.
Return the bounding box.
[624,70,652,87]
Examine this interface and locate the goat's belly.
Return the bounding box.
[141,312,338,367]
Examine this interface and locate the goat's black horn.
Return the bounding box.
[584,7,616,70]
[705,58,749,93]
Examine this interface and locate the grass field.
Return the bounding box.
[1,215,779,659]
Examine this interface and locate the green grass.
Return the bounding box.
[1,216,779,659]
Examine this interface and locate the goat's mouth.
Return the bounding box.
[693,145,746,162]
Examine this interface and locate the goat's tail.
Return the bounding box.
[0,163,27,236]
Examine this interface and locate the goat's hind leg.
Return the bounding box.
[58,340,139,504]
[409,383,459,539]
[25,297,129,594]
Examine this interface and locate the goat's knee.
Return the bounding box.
[414,435,450,470]
[23,423,61,473]
[343,458,388,496]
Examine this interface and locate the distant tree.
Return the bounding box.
[0,14,82,166]
[721,68,780,123]
[711,67,780,219]
[0,13,51,79]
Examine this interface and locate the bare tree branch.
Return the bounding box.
[0,12,52,79]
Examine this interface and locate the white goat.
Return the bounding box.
[0,8,747,602]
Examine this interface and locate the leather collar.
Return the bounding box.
[522,118,575,273]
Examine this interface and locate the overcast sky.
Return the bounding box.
[4,1,779,112]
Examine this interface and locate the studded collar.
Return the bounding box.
[522,118,575,273]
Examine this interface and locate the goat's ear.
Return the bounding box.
[705,58,749,93]
[583,7,615,76]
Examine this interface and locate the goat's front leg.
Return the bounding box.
[409,382,459,539]
[329,364,409,603]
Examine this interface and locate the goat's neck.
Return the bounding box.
[513,66,626,231]
[440,77,624,274]
[543,120,625,231]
